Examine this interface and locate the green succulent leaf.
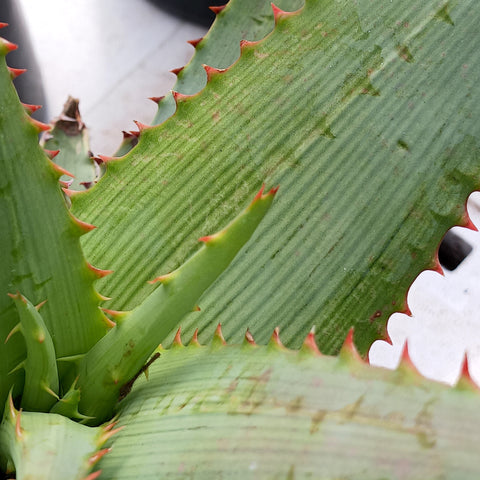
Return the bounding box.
[94,331,480,479]
[74,186,277,424]
[74,0,480,355]
[0,395,106,480]
[0,37,108,414]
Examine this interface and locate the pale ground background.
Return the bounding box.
[15,0,480,386]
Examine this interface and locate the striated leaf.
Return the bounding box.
[0,35,108,413]
[96,330,480,479]
[74,0,480,354]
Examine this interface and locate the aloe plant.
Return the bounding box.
[1,0,480,478]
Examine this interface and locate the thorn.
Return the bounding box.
[7,391,17,421]
[203,64,225,81]
[456,352,480,391]
[96,154,115,164]
[133,120,151,132]
[5,323,21,344]
[252,183,266,203]
[301,327,322,355]
[193,305,201,312]
[148,96,164,104]
[28,117,51,133]
[170,66,184,76]
[89,448,112,465]
[35,299,47,311]
[172,90,191,103]
[128,130,140,138]
[71,214,96,234]
[103,420,119,432]
[189,328,201,346]
[62,187,80,198]
[0,23,8,29]
[269,185,280,196]
[97,292,112,302]
[82,471,102,480]
[44,149,60,160]
[240,39,258,50]
[49,160,75,179]
[244,329,256,345]
[188,37,203,48]
[42,384,60,399]
[148,272,174,285]
[339,328,363,363]
[209,5,226,14]
[98,425,125,445]
[271,3,293,23]
[173,327,183,346]
[15,408,23,440]
[212,323,226,345]
[1,39,18,53]
[8,67,27,79]
[198,233,218,243]
[268,327,285,348]
[59,179,74,189]
[87,263,114,279]
[21,102,42,114]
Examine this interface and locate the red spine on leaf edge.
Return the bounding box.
[302,328,322,355]
[203,64,226,81]
[87,263,113,279]
[170,66,184,76]
[244,329,256,345]
[148,96,164,105]
[188,37,203,48]
[8,67,26,79]
[1,38,18,53]
[209,5,226,14]
[214,323,226,344]
[22,102,42,114]
[29,117,51,133]
[173,328,183,346]
[340,328,363,362]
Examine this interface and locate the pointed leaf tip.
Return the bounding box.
[8,67,27,79]
[203,64,226,81]
[209,5,226,14]
[213,323,226,345]
[188,37,203,48]
[0,38,18,53]
[244,329,256,345]
[87,263,114,279]
[29,117,51,133]
[173,327,183,346]
[170,66,184,76]
[339,328,363,362]
[22,102,42,114]
[301,327,322,355]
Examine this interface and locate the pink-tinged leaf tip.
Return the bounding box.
[271,3,294,23]
[15,408,23,440]
[244,329,256,345]
[21,102,42,114]
[203,64,226,81]
[44,149,60,160]
[269,327,284,348]
[213,323,226,345]
[189,328,201,346]
[82,471,102,480]
[87,263,114,279]
[148,272,173,285]
[89,448,112,466]
[188,37,203,48]
[71,215,96,234]
[302,328,322,355]
[8,67,26,79]
[170,66,184,76]
[29,117,51,133]
[133,120,151,132]
[173,327,183,346]
[1,38,18,52]
[148,96,164,104]
[172,90,191,102]
[456,353,480,391]
[209,5,226,14]
[49,160,75,179]
[340,328,363,362]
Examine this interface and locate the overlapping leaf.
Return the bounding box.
[75,0,480,354]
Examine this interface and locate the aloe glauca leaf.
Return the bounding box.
[42,97,98,191]
[75,0,480,355]
[6,293,59,412]
[95,330,480,479]
[0,394,107,480]
[0,34,108,416]
[75,187,277,424]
